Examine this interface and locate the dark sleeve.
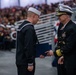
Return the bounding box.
[53,23,62,57]
[61,29,76,54]
[24,28,35,65]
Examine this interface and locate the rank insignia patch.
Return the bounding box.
[62,32,66,37]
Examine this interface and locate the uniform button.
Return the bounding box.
[61,50,63,53]
[59,41,61,43]
[63,41,65,44]
[58,46,60,48]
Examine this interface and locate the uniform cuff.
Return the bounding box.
[28,63,33,66]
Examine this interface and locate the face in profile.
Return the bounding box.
[33,14,39,24]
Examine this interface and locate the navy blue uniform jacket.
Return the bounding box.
[16,20,38,65]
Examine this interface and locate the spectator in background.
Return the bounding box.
[16,7,41,75]
[0,24,5,50]
[4,25,12,50]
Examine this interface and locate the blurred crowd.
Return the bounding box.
[0,0,76,50]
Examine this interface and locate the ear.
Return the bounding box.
[33,14,36,18]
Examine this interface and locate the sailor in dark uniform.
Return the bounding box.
[16,7,41,75]
[46,4,76,75]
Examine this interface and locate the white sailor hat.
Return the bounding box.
[0,24,5,28]
[28,7,41,16]
[11,27,16,31]
[56,4,73,16]
[6,25,11,28]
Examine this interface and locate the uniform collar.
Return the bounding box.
[60,20,71,30]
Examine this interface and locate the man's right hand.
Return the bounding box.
[40,55,45,58]
[27,65,34,71]
[45,50,54,56]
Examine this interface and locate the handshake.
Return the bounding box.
[40,50,54,58]
[40,49,62,57]
[40,49,64,65]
